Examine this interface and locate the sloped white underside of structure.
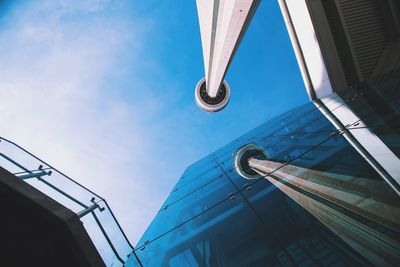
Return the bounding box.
[279,0,333,99]
[196,0,256,97]
[196,0,214,81]
[209,0,252,97]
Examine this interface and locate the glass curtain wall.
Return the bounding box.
[127,71,400,267]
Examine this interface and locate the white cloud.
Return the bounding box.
[0,0,166,250]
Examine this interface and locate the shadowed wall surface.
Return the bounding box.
[0,166,105,267]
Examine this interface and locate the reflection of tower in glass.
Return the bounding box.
[194,0,260,112]
[234,144,400,266]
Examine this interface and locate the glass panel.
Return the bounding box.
[125,254,142,267]
[0,137,132,265]
[164,172,225,208]
[269,107,328,137]
[239,179,373,267]
[134,194,280,267]
[336,71,400,157]
[169,166,222,201]
[137,172,238,248]
[182,155,216,181]
[135,183,373,267]
[0,139,46,174]
[212,103,325,160]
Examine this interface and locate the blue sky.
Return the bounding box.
[0,0,307,244]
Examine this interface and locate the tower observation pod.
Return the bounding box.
[195,0,260,112]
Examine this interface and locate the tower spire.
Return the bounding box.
[195,0,260,112]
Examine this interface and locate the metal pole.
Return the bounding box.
[77,203,100,218]
[77,198,104,218]
[0,152,31,173]
[91,211,125,264]
[16,170,52,180]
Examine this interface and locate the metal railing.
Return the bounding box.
[0,137,142,267]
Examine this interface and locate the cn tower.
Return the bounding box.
[195,0,260,112]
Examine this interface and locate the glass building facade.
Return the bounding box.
[127,70,400,267]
